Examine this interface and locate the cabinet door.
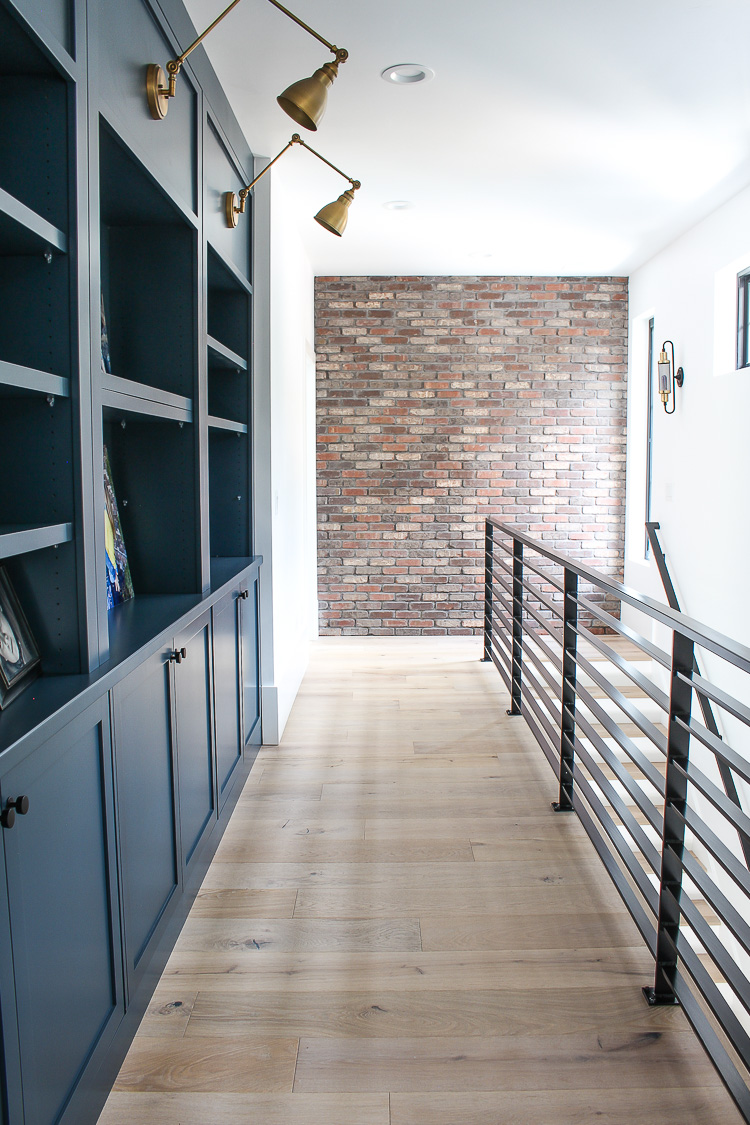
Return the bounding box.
[212,591,242,810]
[173,611,215,871]
[113,648,179,993]
[0,700,122,1125]
[240,576,261,750]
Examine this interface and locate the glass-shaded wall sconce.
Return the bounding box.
[224,133,360,236]
[146,0,348,123]
[657,340,685,414]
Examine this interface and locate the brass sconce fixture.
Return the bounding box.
[657,340,685,414]
[224,133,360,236]
[146,0,348,124]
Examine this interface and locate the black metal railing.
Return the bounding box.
[483,518,750,1122]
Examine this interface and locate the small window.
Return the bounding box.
[738,268,750,370]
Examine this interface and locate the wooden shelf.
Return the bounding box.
[0,359,69,399]
[0,187,66,256]
[102,376,193,424]
[207,415,247,434]
[0,523,73,560]
[207,335,247,371]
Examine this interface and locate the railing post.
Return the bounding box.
[644,627,694,1006]
[482,521,493,661]
[553,567,578,812]
[507,537,523,716]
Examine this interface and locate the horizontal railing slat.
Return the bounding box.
[489,519,750,672]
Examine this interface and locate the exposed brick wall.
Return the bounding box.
[315,276,628,636]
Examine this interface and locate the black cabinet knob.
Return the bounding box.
[170,647,188,664]
[239,589,249,600]
[1,795,29,829]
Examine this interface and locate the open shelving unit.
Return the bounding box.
[0,0,258,708]
[99,120,200,623]
[206,244,251,560]
[0,0,81,677]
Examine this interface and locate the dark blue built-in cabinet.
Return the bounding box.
[0,0,263,1121]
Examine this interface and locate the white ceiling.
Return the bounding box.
[183,0,750,276]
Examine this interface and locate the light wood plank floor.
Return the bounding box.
[98,637,743,1125]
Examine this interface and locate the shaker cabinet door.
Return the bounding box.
[113,648,179,992]
[240,576,261,750]
[0,701,122,1125]
[173,611,216,872]
[213,590,242,809]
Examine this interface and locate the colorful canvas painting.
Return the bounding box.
[104,445,134,609]
[101,293,112,374]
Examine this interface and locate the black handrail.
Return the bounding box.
[646,521,750,868]
[483,518,750,1124]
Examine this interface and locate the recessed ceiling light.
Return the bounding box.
[380,63,435,85]
[383,200,415,211]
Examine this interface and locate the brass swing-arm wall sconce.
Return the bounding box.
[146,0,348,125]
[657,340,685,414]
[224,133,360,236]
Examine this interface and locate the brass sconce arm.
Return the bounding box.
[224,134,360,236]
[266,0,348,64]
[147,0,348,120]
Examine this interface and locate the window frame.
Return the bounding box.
[645,316,654,559]
[737,268,750,370]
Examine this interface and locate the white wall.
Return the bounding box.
[625,183,750,649]
[252,167,319,744]
[624,183,750,821]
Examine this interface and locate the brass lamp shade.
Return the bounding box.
[315,188,355,236]
[277,60,338,131]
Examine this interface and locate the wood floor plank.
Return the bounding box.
[161,948,657,991]
[175,918,423,953]
[98,1092,390,1125]
[291,881,625,917]
[213,838,474,863]
[390,1089,744,1125]
[200,858,608,893]
[220,817,366,840]
[113,1038,298,1092]
[293,1033,722,1093]
[420,910,643,951]
[189,889,298,918]
[231,796,562,819]
[184,987,688,1039]
[363,815,589,842]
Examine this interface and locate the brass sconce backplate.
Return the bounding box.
[146,64,169,119]
[224,192,240,228]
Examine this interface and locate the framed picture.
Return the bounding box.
[0,568,41,709]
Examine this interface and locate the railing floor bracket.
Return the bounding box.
[642,986,680,1007]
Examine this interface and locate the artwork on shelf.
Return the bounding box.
[104,445,134,609]
[0,568,41,709]
[100,293,112,374]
